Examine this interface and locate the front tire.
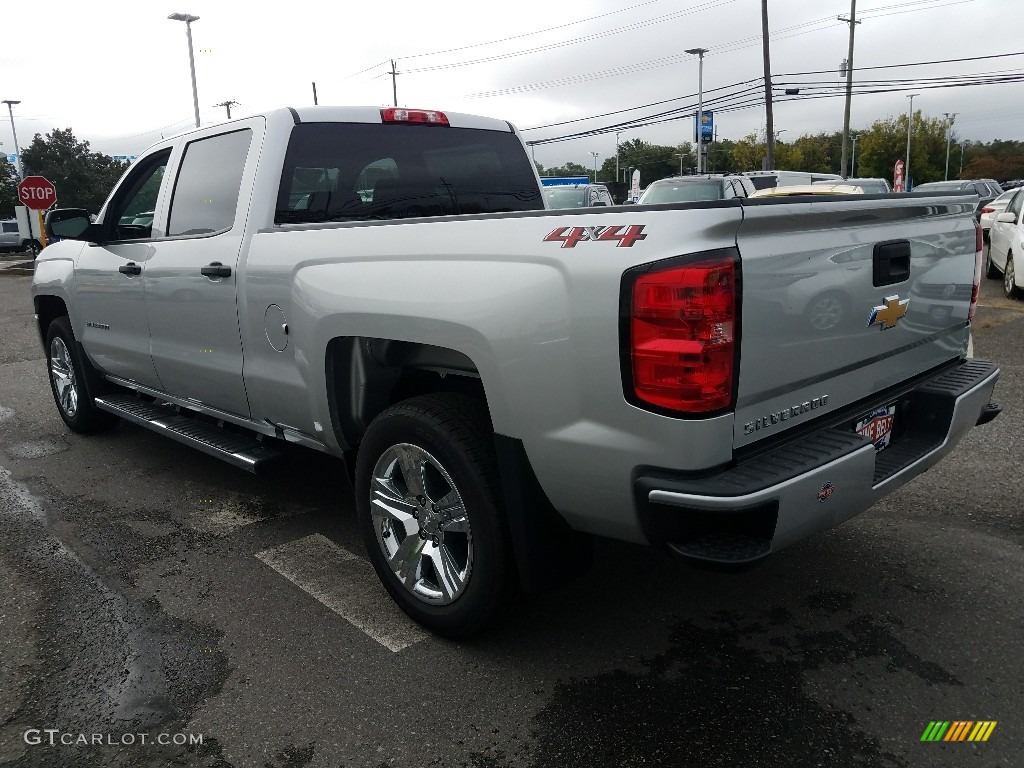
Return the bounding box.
[355,394,513,638]
[1005,252,1022,300]
[45,316,117,434]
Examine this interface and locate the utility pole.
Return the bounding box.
[615,132,620,182]
[960,141,967,176]
[387,59,400,107]
[944,112,958,180]
[906,93,919,191]
[312,82,318,105]
[761,0,775,171]
[838,1,861,179]
[214,100,239,119]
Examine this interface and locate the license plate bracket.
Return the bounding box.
[855,403,897,452]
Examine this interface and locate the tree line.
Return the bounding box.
[2,112,1022,219]
[539,111,1024,188]
[0,129,128,218]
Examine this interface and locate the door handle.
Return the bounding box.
[201,262,232,278]
[118,262,142,276]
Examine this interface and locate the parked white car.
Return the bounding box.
[986,188,1024,298]
[979,188,1017,243]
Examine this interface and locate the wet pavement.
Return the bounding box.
[0,269,1021,767]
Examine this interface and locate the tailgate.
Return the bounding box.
[733,194,978,450]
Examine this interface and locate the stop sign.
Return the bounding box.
[18,176,57,210]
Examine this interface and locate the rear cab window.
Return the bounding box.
[275,123,543,224]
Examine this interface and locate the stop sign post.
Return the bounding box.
[16,176,56,251]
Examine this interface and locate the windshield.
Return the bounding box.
[639,181,723,204]
[544,188,588,209]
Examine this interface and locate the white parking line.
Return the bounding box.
[255,534,428,652]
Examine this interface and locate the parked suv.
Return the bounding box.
[911,179,1002,216]
[637,174,756,204]
[543,183,614,209]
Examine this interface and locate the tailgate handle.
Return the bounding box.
[872,240,910,287]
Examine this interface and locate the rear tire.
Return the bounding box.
[985,245,1000,279]
[45,316,117,434]
[355,394,513,638]
[1005,252,1022,300]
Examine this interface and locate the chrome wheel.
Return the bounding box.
[807,293,845,331]
[370,443,472,606]
[1005,254,1016,298]
[49,337,78,418]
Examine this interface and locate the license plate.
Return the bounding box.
[855,404,896,452]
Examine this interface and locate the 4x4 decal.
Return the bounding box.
[543,224,647,248]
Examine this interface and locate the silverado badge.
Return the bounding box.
[867,295,909,330]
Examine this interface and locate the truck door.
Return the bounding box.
[75,149,171,389]
[143,124,259,417]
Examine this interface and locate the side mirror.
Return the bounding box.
[45,208,100,242]
[996,212,1017,224]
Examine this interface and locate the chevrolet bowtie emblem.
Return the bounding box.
[867,295,909,330]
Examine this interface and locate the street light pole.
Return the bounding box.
[944,112,958,180]
[685,48,708,174]
[168,13,201,128]
[905,93,919,191]
[1,100,23,179]
[851,133,858,177]
[960,141,967,177]
[590,152,600,182]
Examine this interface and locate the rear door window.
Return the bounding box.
[276,123,543,223]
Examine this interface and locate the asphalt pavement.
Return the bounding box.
[0,262,1021,767]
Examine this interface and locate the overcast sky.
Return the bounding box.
[1,0,1020,174]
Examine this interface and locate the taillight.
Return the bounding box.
[380,108,449,125]
[628,254,737,413]
[980,206,995,214]
[969,225,983,322]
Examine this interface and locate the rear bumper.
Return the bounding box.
[635,359,1000,565]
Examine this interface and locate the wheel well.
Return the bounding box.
[325,337,488,450]
[34,295,68,347]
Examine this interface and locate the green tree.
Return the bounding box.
[857,111,949,185]
[21,128,129,213]
[0,156,17,218]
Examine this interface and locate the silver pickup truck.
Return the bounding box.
[32,106,1001,637]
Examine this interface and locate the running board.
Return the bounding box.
[94,393,284,474]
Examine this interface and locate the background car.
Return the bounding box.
[543,184,614,209]
[979,189,1018,243]
[812,177,891,193]
[636,174,756,204]
[910,179,1002,217]
[986,187,1024,298]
